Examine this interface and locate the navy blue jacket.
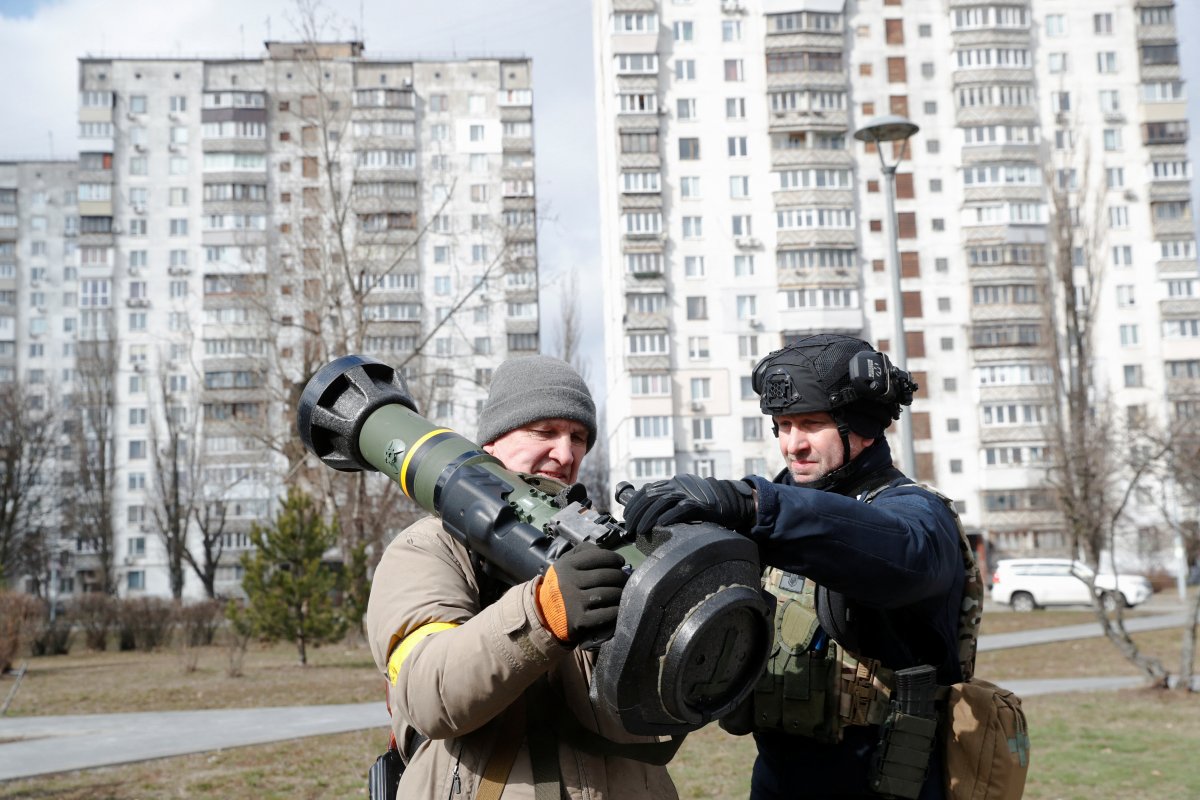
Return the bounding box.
[743,438,963,800]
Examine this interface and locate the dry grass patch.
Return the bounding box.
[976,627,1185,681]
[5,640,381,717]
[978,607,1157,635]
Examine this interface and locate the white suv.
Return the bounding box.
[990,558,1154,612]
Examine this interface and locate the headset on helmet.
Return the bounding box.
[751,334,917,439]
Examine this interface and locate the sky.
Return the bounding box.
[1,0,1199,398]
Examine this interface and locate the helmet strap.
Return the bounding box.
[832,409,853,468]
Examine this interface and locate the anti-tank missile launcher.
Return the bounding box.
[297,355,772,735]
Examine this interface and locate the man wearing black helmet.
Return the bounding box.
[622,334,966,800]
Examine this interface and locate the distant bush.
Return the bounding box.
[30,616,73,656]
[178,599,223,647]
[0,592,42,671]
[117,597,176,652]
[72,593,118,652]
[1145,569,1177,594]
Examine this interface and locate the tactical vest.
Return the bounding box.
[726,479,982,745]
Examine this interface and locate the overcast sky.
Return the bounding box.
[1,0,1199,397]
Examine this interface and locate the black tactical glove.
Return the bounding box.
[621,475,757,539]
[536,542,628,646]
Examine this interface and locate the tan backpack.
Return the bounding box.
[924,484,1030,800]
[862,481,1031,800]
[943,678,1029,800]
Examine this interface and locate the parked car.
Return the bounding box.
[990,558,1154,612]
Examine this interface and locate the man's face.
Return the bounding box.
[483,418,589,484]
[774,411,874,484]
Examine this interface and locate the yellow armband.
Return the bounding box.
[387,622,460,686]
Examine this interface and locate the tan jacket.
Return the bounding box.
[366,515,678,800]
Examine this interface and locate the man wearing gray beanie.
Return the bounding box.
[476,355,598,484]
[366,356,677,800]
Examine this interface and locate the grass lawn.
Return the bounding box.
[4,639,382,717]
[2,604,1197,798]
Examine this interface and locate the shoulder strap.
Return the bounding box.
[476,698,528,800]
[898,482,983,681]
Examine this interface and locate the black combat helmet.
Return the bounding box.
[751,333,917,444]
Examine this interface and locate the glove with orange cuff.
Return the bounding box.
[535,542,628,646]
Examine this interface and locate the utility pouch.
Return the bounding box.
[868,665,940,799]
[868,710,938,800]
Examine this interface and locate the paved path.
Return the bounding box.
[0,703,386,781]
[978,611,1191,651]
[1,605,1195,782]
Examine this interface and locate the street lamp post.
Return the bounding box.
[854,115,919,476]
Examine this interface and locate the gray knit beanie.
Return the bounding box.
[476,356,597,450]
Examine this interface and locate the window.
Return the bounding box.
[1097,52,1117,73]
[631,374,671,396]
[684,255,705,277]
[731,215,752,236]
[734,255,755,276]
[729,176,750,198]
[1112,245,1133,267]
[680,177,701,198]
[673,20,694,41]
[738,335,759,358]
[682,216,703,239]
[616,53,658,74]
[736,295,758,320]
[726,97,746,119]
[127,571,145,591]
[686,296,708,320]
[1093,13,1113,34]
[1106,167,1125,189]
[1048,53,1069,74]
[1124,365,1143,388]
[1119,324,1139,346]
[727,136,748,157]
[634,416,672,438]
[1116,285,1136,307]
[1109,206,1129,228]
[692,418,714,441]
[724,59,744,82]
[688,336,710,359]
[676,98,696,120]
[1045,14,1065,37]
[742,417,763,441]
[1103,128,1122,151]
[722,20,742,41]
[679,138,700,160]
[674,59,696,81]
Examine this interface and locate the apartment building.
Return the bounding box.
[0,160,81,598]
[33,43,541,599]
[594,0,1197,562]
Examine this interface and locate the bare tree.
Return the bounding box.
[1041,130,1174,686]
[70,338,119,595]
[548,270,609,508]
[145,357,202,600]
[0,382,57,589]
